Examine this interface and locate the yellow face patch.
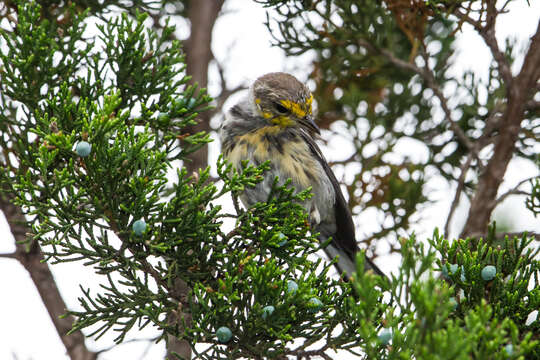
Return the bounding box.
[279,94,313,119]
[260,108,294,128]
[257,94,314,129]
[271,115,295,127]
[262,111,273,119]
[280,99,307,118]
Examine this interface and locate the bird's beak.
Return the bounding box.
[300,115,320,135]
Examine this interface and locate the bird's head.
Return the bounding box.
[250,72,320,135]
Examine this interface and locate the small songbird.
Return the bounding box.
[220,72,385,278]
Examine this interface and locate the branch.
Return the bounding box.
[503,232,540,241]
[206,56,246,120]
[462,20,540,237]
[139,256,169,290]
[357,39,477,153]
[0,252,17,259]
[445,154,473,237]
[94,335,160,357]
[525,99,540,111]
[166,3,226,358]
[453,6,513,85]
[477,101,505,149]
[0,194,96,360]
[290,348,333,360]
[492,175,539,207]
[466,231,540,242]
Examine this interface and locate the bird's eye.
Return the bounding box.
[274,103,289,114]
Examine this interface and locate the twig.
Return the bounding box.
[139,256,170,291]
[466,231,540,242]
[499,0,513,13]
[525,99,540,111]
[231,192,243,215]
[0,252,17,259]
[94,335,160,356]
[445,154,473,237]
[492,175,539,207]
[0,194,97,360]
[291,348,333,360]
[503,232,540,241]
[357,39,476,154]
[477,101,505,151]
[453,7,513,85]
[422,48,478,152]
[462,21,540,237]
[206,57,246,120]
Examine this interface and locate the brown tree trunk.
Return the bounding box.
[167,1,224,358]
[461,22,540,238]
[0,195,96,360]
[181,0,225,175]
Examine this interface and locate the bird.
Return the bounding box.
[220,72,385,278]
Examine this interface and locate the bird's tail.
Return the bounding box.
[324,242,386,279]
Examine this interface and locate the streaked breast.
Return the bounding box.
[224,127,318,189]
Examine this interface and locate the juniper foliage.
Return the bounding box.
[0,1,538,359]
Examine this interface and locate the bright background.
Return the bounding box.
[0,1,538,358]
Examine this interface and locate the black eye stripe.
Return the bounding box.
[274,103,289,114]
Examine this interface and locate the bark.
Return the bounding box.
[181,0,225,175]
[0,194,96,360]
[461,21,540,238]
[167,1,224,358]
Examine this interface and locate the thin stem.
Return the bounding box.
[0,252,17,259]
[445,154,473,237]
[357,38,476,153]
[492,175,539,207]
[453,7,513,85]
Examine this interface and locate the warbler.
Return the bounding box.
[220,72,384,278]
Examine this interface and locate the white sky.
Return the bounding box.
[0,1,539,359]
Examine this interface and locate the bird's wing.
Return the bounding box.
[299,130,386,278]
[298,131,357,255]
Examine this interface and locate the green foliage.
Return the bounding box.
[0,0,210,344]
[1,1,538,359]
[434,228,539,338]
[187,177,349,358]
[2,2,371,357]
[526,176,540,217]
[347,231,539,360]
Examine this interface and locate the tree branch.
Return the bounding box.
[167,2,225,358]
[0,252,17,259]
[94,335,159,357]
[477,101,505,149]
[205,57,246,121]
[0,194,96,360]
[445,154,473,237]
[290,348,333,360]
[492,175,538,207]
[182,0,225,175]
[466,231,540,242]
[357,38,477,153]
[525,99,540,111]
[462,20,540,237]
[453,5,513,85]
